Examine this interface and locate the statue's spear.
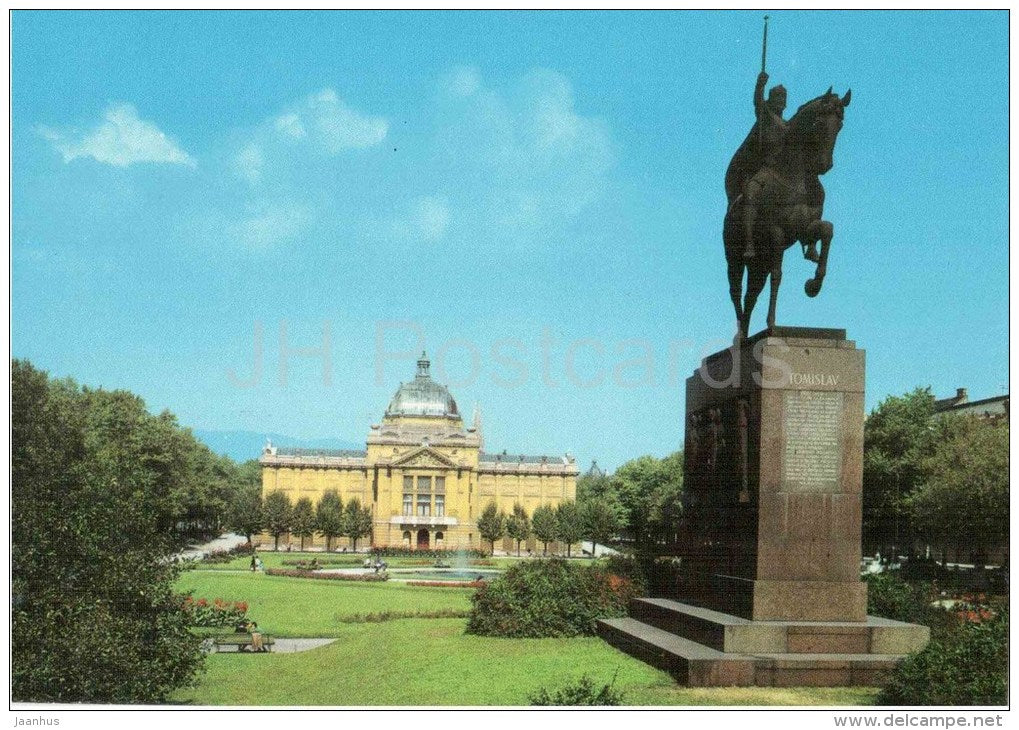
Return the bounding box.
[757,15,770,150]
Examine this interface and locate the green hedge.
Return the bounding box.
[465,558,637,638]
[265,568,388,582]
[879,608,1007,705]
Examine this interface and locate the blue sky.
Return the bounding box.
[12,11,1008,470]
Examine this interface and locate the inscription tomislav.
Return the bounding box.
[790,372,840,387]
[782,390,843,492]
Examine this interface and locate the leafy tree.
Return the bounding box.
[906,418,1008,567]
[554,500,584,557]
[227,460,263,544]
[862,387,941,558]
[506,503,531,557]
[581,498,620,558]
[476,502,506,556]
[291,496,317,551]
[343,497,373,552]
[316,490,345,552]
[531,504,558,556]
[261,490,293,550]
[12,360,203,702]
[611,452,684,552]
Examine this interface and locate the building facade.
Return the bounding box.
[259,353,578,551]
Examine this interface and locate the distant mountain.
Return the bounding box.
[192,430,361,463]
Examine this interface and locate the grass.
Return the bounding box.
[173,617,878,706]
[174,568,881,706]
[176,570,473,637]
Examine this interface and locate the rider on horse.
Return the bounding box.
[725,72,820,263]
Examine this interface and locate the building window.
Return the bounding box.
[434,476,445,494]
[418,475,432,493]
[403,492,413,516]
[403,475,413,492]
[435,494,445,517]
[417,493,430,516]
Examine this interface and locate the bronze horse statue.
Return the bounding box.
[724,87,851,338]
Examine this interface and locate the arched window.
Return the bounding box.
[402,530,411,547]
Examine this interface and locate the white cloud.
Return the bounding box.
[440,66,482,97]
[428,67,613,233]
[410,196,451,241]
[234,142,264,184]
[229,200,312,249]
[232,89,388,186]
[299,88,388,153]
[274,113,306,139]
[40,103,195,168]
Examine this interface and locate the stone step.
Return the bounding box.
[598,615,912,687]
[596,617,755,686]
[630,597,929,655]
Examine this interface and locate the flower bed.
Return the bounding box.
[265,568,389,582]
[371,546,487,559]
[280,558,364,568]
[406,580,484,589]
[182,596,249,627]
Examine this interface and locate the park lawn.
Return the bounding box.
[176,570,473,637]
[173,618,879,706]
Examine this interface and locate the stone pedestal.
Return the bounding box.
[596,327,930,686]
[680,326,866,622]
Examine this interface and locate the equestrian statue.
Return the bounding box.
[724,17,851,338]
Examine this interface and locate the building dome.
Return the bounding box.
[385,352,460,418]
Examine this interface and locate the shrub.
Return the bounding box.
[465,558,637,638]
[264,568,388,582]
[182,596,248,627]
[878,608,1007,705]
[335,609,470,623]
[864,573,957,639]
[529,673,625,706]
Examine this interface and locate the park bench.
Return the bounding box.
[209,634,275,653]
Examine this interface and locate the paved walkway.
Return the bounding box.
[204,637,337,654]
[271,638,336,653]
[178,532,248,562]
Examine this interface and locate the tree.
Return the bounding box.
[862,387,941,558]
[227,460,263,544]
[262,490,293,550]
[612,452,684,552]
[906,418,1008,567]
[581,498,620,558]
[291,496,317,551]
[316,490,345,552]
[531,504,558,556]
[12,360,203,702]
[506,503,531,557]
[555,501,584,557]
[476,502,506,556]
[343,498,373,552]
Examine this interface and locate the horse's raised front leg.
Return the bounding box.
[805,220,833,298]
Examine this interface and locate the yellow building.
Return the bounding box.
[259,353,578,551]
